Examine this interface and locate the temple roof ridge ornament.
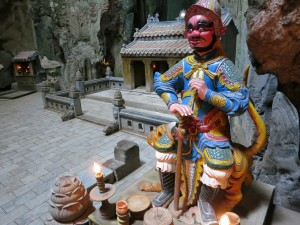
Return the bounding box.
[147,12,160,23]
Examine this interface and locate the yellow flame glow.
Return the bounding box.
[220,214,230,225]
[93,162,101,174]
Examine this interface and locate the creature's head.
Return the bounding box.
[147,122,177,153]
[184,0,226,52]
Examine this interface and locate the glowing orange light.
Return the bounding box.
[220,215,230,225]
[220,212,240,225]
[93,162,101,174]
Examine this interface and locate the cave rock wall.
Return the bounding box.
[246,0,300,109]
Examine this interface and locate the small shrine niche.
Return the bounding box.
[12,51,44,91]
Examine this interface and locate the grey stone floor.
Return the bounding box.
[0,92,156,225]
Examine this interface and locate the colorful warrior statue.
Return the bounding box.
[147,0,266,224]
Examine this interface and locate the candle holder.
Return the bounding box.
[90,163,116,219]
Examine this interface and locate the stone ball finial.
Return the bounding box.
[49,175,90,223]
[113,89,125,107]
[114,89,122,99]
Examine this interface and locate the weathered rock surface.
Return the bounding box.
[246,0,300,109]
[0,50,14,90]
[258,92,300,212]
[0,1,36,54]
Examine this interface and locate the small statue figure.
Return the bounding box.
[105,66,113,78]
[154,12,160,22]
[147,0,266,224]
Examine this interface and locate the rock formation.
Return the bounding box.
[245,0,300,212]
[246,0,300,110]
[0,50,14,90]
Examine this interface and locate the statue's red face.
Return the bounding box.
[185,15,215,50]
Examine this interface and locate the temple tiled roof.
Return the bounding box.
[12,51,38,62]
[134,21,185,38]
[121,39,192,57]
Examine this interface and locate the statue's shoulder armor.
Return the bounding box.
[216,58,243,91]
[161,60,183,82]
[217,58,243,83]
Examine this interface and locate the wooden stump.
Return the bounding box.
[127,194,151,220]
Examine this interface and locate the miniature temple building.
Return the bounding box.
[12,51,45,91]
[120,9,237,92]
[121,20,191,92]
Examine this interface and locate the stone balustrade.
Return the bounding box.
[119,109,176,137]
[42,81,82,118]
[75,71,124,96]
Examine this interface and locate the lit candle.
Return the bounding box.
[219,212,240,225]
[94,162,106,193]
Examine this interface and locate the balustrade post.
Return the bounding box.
[103,89,125,135]
[75,71,85,96]
[69,86,82,116]
[41,80,50,109]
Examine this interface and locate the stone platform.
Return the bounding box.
[88,168,275,225]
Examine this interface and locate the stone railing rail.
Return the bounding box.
[51,89,70,97]
[41,70,124,118]
[82,78,110,95]
[119,108,177,137]
[75,71,124,96]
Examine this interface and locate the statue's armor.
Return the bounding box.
[149,53,249,206]
[154,53,249,165]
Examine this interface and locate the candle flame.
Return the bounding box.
[220,214,230,225]
[93,162,101,173]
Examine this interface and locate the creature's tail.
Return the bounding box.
[243,65,267,157]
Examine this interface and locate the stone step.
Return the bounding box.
[80,89,176,127]
[85,89,171,114]
[0,90,35,99]
[79,98,113,126]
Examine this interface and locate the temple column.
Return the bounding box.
[143,59,153,92]
[167,59,177,69]
[122,58,134,90]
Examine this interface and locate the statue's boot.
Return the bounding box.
[152,171,175,207]
[198,184,219,225]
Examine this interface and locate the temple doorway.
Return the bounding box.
[132,61,145,88]
[151,61,169,74]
